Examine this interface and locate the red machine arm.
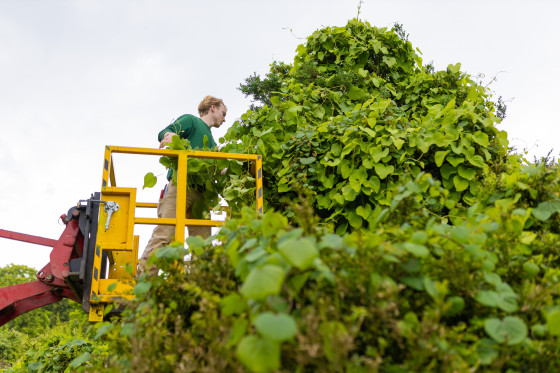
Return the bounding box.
[0,216,83,326]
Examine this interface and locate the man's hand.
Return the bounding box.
[159,132,177,148]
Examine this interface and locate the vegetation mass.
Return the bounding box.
[2,19,560,372]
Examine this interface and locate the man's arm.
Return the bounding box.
[157,115,194,148]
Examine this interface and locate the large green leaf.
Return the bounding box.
[435,150,449,167]
[484,317,527,345]
[236,335,280,372]
[143,172,157,189]
[278,237,318,270]
[342,185,358,201]
[347,85,367,100]
[253,312,297,341]
[475,290,518,313]
[401,242,430,258]
[374,163,394,179]
[472,131,489,147]
[221,294,247,316]
[453,175,469,192]
[532,200,560,221]
[240,265,285,300]
[457,165,476,180]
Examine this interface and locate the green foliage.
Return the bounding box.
[228,19,508,233]
[89,18,558,372]
[142,133,256,219]
[2,322,106,372]
[12,18,560,372]
[239,61,291,110]
[96,175,560,371]
[0,264,84,337]
[0,329,28,369]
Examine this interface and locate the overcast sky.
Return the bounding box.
[1,0,559,270]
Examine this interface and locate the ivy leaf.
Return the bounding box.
[472,131,489,147]
[221,294,247,316]
[347,211,363,229]
[186,236,205,256]
[401,242,430,258]
[68,352,90,369]
[356,205,372,219]
[240,265,285,300]
[374,163,394,179]
[465,148,485,168]
[331,143,342,157]
[382,56,397,67]
[484,317,527,345]
[475,290,518,313]
[253,312,297,341]
[440,164,456,179]
[435,151,449,167]
[227,318,248,348]
[370,146,389,162]
[236,335,280,372]
[447,156,464,167]
[143,172,157,189]
[347,86,366,100]
[313,105,326,119]
[532,201,560,221]
[453,175,469,192]
[278,237,318,270]
[342,186,358,201]
[458,165,476,180]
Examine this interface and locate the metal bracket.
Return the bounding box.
[79,199,119,231]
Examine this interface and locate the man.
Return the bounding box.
[138,95,226,275]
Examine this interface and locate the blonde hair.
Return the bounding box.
[198,96,225,116]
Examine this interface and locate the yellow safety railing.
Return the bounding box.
[88,146,263,321]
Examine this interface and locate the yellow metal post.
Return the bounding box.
[174,152,187,244]
[255,155,263,214]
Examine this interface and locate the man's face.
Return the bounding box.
[211,104,227,128]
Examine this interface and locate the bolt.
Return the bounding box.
[45,274,54,282]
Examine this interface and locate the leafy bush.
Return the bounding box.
[227,19,509,233]
[0,264,85,337]
[0,329,28,369]
[3,322,108,373]
[97,172,560,371]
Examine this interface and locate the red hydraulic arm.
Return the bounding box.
[0,229,58,247]
[0,213,83,326]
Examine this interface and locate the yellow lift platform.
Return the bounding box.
[88,146,263,321]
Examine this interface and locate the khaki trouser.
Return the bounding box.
[138,183,211,275]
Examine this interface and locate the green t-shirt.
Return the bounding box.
[159,114,217,181]
[158,114,217,149]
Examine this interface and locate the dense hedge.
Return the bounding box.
[97,161,560,371]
